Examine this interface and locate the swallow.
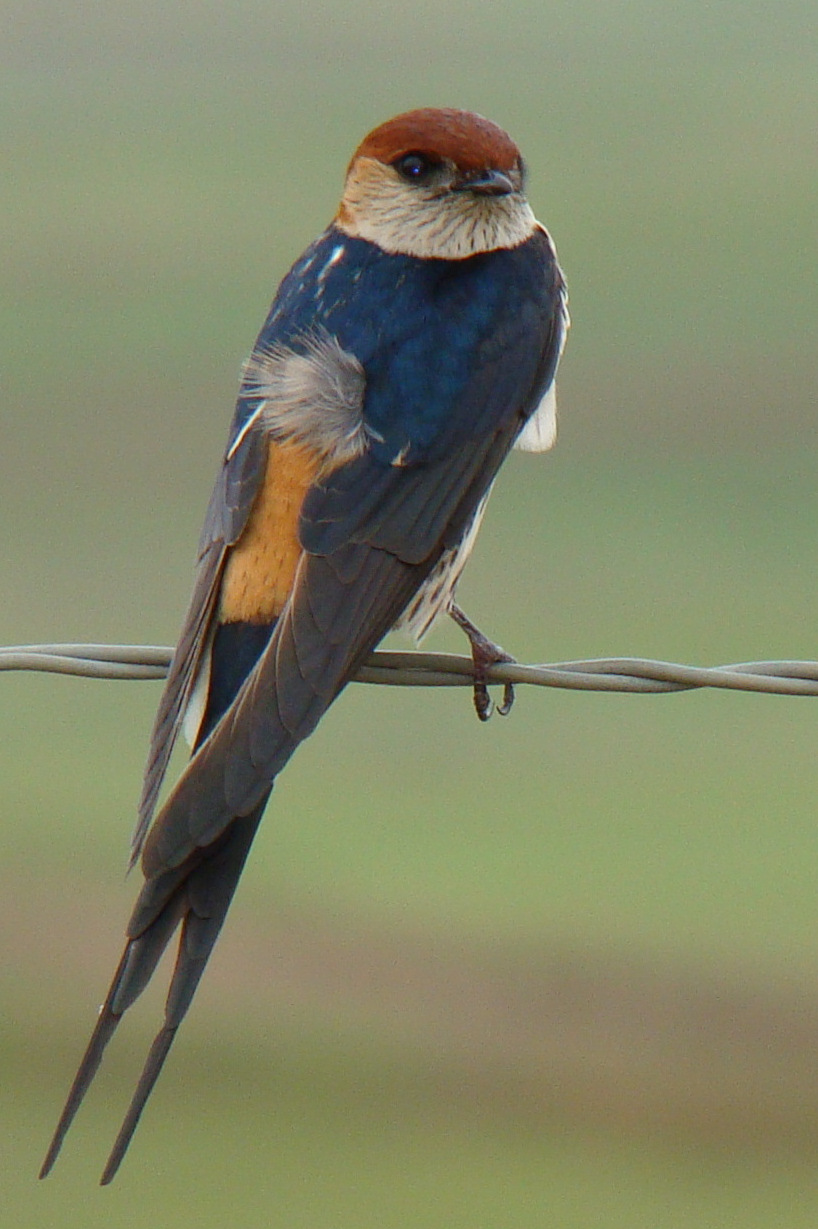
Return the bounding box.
[40,107,568,1183]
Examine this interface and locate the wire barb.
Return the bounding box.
[4,642,818,697]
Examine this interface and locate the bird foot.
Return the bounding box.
[449,603,516,722]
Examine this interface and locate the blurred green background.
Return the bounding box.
[4,0,818,1224]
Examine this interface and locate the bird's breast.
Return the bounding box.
[219,438,319,623]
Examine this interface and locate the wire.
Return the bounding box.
[0,644,171,680]
[3,642,818,696]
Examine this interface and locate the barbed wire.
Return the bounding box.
[3,642,818,696]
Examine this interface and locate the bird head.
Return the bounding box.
[336,108,537,260]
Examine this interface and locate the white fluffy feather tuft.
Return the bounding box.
[241,330,373,470]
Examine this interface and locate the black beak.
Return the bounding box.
[454,168,515,196]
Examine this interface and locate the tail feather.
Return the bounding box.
[165,809,263,1025]
[39,961,128,1180]
[42,549,426,1180]
[112,892,188,1015]
[99,1027,176,1186]
[126,860,201,942]
[41,804,265,1182]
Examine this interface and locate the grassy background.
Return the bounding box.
[3,0,818,1223]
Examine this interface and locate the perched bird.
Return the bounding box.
[40,107,568,1183]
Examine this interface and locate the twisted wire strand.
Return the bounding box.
[3,642,818,696]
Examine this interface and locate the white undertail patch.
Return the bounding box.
[181,633,213,748]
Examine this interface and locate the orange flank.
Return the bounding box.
[220,438,319,623]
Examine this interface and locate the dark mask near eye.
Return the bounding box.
[393,152,440,183]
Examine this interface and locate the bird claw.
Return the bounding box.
[496,680,515,718]
[449,603,516,722]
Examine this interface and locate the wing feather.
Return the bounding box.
[131,415,268,863]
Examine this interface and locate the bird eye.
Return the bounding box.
[394,152,437,183]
